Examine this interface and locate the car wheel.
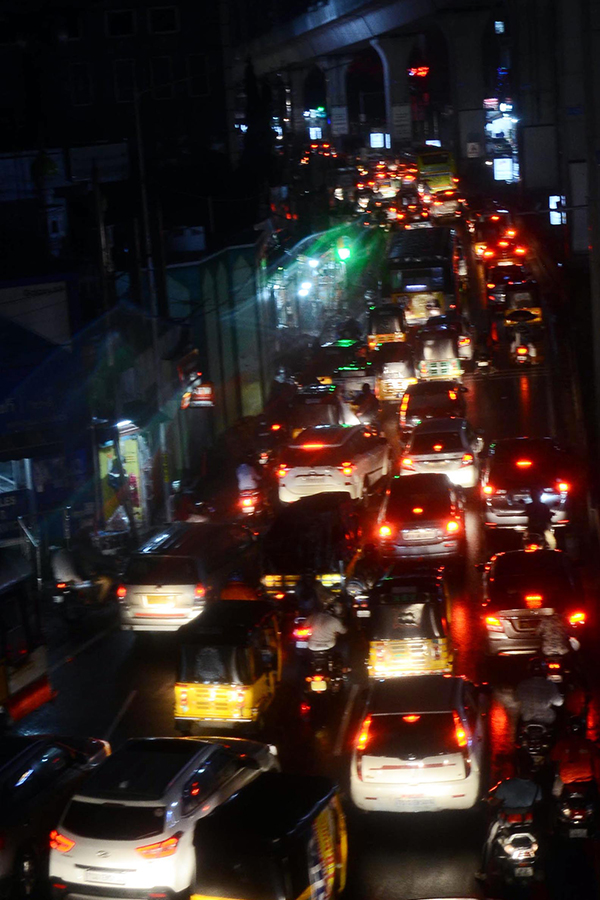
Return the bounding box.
[14,846,41,899]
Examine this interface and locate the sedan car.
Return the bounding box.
[485,264,530,308]
[481,548,585,655]
[377,473,465,561]
[0,734,110,899]
[49,737,279,900]
[400,418,484,488]
[399,380,467,436]
[482,437,573,529]
[350,675,486,812]
[277,425,389,503]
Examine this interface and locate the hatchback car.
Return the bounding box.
[481,548,585,655]
[118,523,257,632]
[400,418,484,488]
[482,437,573,529]
[350,675,486,812]
[399,380,467,436]
[0,734,109,899]
[277,425,389,503]
[377,473,465,561]
[49,737,279,900]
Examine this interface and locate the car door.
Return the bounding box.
[463,683,485,765]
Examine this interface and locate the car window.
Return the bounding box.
[463,685,479,732]
[62,799,165,840]
[364,712,459,758]
[8,745,72,801]
[181,749,240,815]
[125,556,197,585]
[410,432,464,454]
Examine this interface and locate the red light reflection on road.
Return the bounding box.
[449,598,477,682]
[488,697,513,778]
[519,375,530,427]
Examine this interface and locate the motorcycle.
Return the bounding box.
[555,781,598,839]
[474,347,493,375]
[518,721,552,772]
[521,529,550,552]
[345,577,371,620]
[489,809,543,886]
[304,649,346,697]
[50,548,117,622]
[238,488,263,518]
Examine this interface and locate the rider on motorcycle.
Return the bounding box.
[516,657,564,727]
[353,383,379,425]
[347,543,382,591]
[476,759,543,881]
[305,594,347,657]
[526,490,556,550]
[550,716,600,798]
[236,453,261,493]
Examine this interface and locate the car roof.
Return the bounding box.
[76,738,208,802]
[369,675,462,715]
[412,417,467,434]
[297,384,338,397]
[177,600,275,644]
[490,436,557,455]
[389,473,452,492]
[406,380,460,394]
[491,549,568,571]
[136,523,235,557]
[373,570,444,596]
[289,425,355,448]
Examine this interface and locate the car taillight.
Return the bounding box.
[270,423,281,431]
[487,282,495,289]
[277,465,288,478]
[569,611,586,626]
[56,582,67,590]
[548,661,561,670]
[402,715,421,723]
[483,249,495,258]
[241,496,254,508]
[525,594,543,609]
[446,519,460,534]
[557,481,570,493]
[516,346,529,356]
[412,507,423,514]
[453,710,468,748]
[458,336,471,347]
[379,524,392,538]
[515,246,527,255]
[400,395,410,413]
[483,485,494,495]
[50,831,75,853]
[524,543,541,552]
[401,457,415,470]
[116,585,127,600]
[485,615,503,631]
[498,240,509,248]
[461,453,474,466]
[136,832,182,859]
[397,211,405,219]
[516,458,532,467]
[357,715,372,751]
[176,685,188,705]
[194,584,205,599]
[294,626,312,639]
[340,461,354,476]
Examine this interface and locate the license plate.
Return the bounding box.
[85,871,125,885]
[515,293,530,301]
[570,828,587,838]
[395,797,436,812]
[548,674,563,683]
[296,641,308,649]
[357,609,371,618]
[310,680,327,692]
[515,867,534,878]
[403,529,437,541]
[301,476,326,484]
[146,595,173,606]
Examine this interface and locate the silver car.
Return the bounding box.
[400,418,484,489]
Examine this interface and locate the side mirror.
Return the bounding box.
[239,756,261,771]
[79,739,111,770]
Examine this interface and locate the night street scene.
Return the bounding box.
[4,0,600,898]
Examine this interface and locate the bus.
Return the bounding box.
[416,147,457,193]
[385,227,457,327]
[0,547,52,725]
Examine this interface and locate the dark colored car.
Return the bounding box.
[481,548,585,655]
[0,734,109,898]
[485,264,529,308]
[399,380,467,435]
[377,473,465,561]
[482,437,573,529]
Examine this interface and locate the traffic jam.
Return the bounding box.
[2,147,598,900]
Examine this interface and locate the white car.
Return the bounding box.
[400,418,483,488]
[277,424,390,503]
[350,675,486,813]
[49,737,279,899]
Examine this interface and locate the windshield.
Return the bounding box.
[370,313,404,334]
[370,602,443,640]
[125,556,197,585]
[179,644,250,684]
[419,337,458,359]
[63,800,165,840]
[365,712,459,758]
[410,432,464,454]
[420,152,451,168]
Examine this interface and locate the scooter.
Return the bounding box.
[238,489,263,518]
[555,781,598,839]
[517,721,552,772]
[489,809,543,886]
[50,548,117,622]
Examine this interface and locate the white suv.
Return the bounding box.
[49,737,278,899]
[277,425,389,503]
[350,675,486,813]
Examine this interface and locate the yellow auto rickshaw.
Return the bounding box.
[192,772,347,900]
[174,600,281,731]
[367,569,453,678]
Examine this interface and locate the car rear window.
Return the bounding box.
[370,313,404,334]
[179,645,250,685]
[63,800,165,840]
[489,557,573,609]
[366,712,459,758]
[283,444,350,468]
[125,557,197,585]
[370,602,443,640]
[406,392,459,413]
[386,490,451,519]
[410,432,463,454]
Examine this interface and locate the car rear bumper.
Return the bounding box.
[50,883,186,899]
[383,540,460,559]
[484,508,568,528]
[350,767,480,812]
[279,483,356,503]
[402,467,478,488]
[120,609,201,632]
[485,632,541,656]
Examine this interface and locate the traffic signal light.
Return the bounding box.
[337,236,351,261]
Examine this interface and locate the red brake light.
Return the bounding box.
[569,611,586,626]
[498,240,509,248]
[241,497,254,508]
[56,582,67,590]
[194,584,205,599]
[458,336,471,346]
[485,615,503,631]
[379,524,392,538]
[483,249,495,258]
[412,507,423,515]
[516,346,529,356]
[548,662,561,669]
[340,461,354,476]
[524,543,541,552]
[401,457,415,469]
[136,832,182,859]
[453,711,468,748]
[448,390,458,400]
[357,715,372,751]
[116,585,127,600]
[294,626,312,639]
[490,215,500,221]
[301,443,325,450]
[461,453,474,466]
[483,484,494,495]
[402,715,421,723]
[50,831,75,853]
[400,395,410,412]
[433,443,443,452]
[516,458,532,467]
[277,465,288,478]
[557,481,570,492]
[486,282,495,289]
[515,246,527,255]
[446,519,460,534]
[506,228,516,238]
[271,423,281,431]
[397,212,405,219]
[525,594,543,609]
